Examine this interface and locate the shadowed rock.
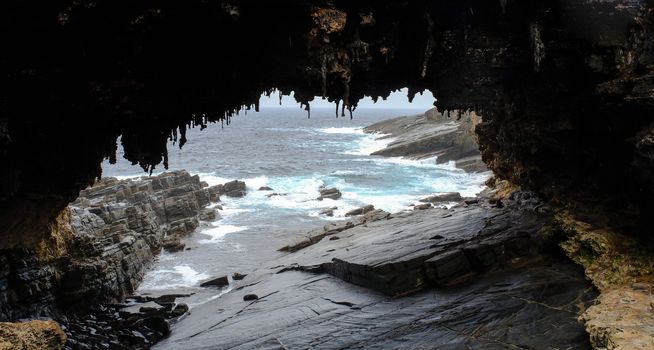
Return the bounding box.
[200,276,229,288]
[419,192,463,203]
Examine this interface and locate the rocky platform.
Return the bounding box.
[158,192,597,349]
[364,108,487,173]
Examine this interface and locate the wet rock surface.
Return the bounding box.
[60,294,190,350]
[365,109,487,172]
[159,194,597,349]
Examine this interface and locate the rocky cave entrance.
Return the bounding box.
[1,0,653,349]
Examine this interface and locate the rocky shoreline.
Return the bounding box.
[0,171,249,349]
[364,108,487,173]
[158,188,598,349]
[0,110,650,349]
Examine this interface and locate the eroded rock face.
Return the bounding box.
[365,109,486,172]
[0,171,217,321]
[0,0,652,247]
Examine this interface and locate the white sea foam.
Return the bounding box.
[198,225,247,243]
[243,176,269,190]
[198,173,231,186]
[318,127,364,135]
[139,265,210,291]
[344,133,395,156]
[338,191,419,214]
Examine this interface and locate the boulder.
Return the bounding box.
[243,294,258,301]
[200,276,229,288]
[169,303,189,318]
[223,180,246,197]
[419,192,463,203]
[414,203,432,210]
[258,186,273,191]
[162,238,185,252]
[320,207,336,217]
[142,317,170,336]
[319,187,342,200]
[199,208,218,221]
[345,205,375,216]
[232,272,247,280]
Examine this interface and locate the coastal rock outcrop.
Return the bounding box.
[318,187,342,200]
[0,171,223,347]
[365,109,487,172]
[61,170,219,305]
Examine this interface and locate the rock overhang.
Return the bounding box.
[0,0,653,245]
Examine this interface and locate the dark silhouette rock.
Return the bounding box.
[243,294,258,301]
[419,193,463,203]
[223,180,247,197]
[200,276,229,288]
[232,273,247,281]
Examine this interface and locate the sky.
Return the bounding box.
[258,88,435,110]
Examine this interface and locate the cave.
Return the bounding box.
[1,0,653,349]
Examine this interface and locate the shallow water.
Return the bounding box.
[101,107,489,306]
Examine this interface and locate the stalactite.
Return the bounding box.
[420,12,435,78]
[335,99,340,118]
[530,23,545,72]
[321,55,327,98]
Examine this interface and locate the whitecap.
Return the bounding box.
[139,265,210,291]
[198,225,247,243]
[197,173,231,186]
[317,127,365,135]
[343,133,395,156]
[243,176,269,190]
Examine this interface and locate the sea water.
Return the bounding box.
[101,107,489,305]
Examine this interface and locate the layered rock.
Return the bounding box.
[0,170,223,321]
[61,170,221,306]
[158,191,597,349]
[365,109,487,172]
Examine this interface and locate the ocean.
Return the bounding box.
[101,107,489,306]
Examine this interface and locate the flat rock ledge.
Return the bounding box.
[159,191,598,349]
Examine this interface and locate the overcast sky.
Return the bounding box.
[258,88,435,110]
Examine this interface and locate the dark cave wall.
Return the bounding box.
[0,0,653,248]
